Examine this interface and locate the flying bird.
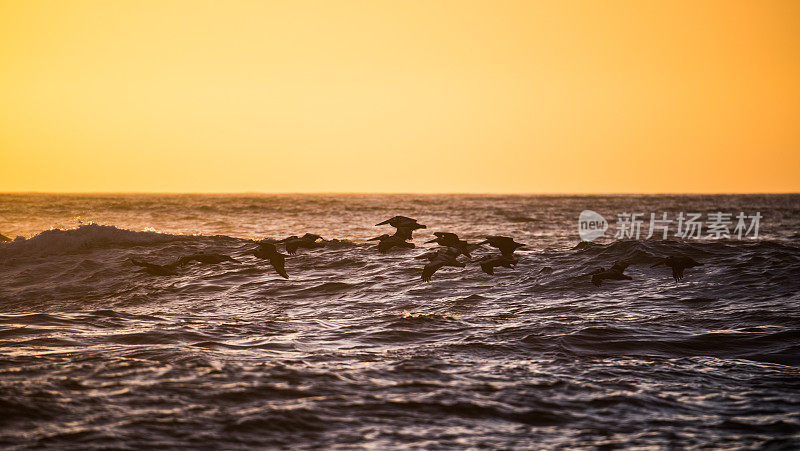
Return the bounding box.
[367,234,415,253]
[376,216,427,240]
[478,236,525,258]
[473,254,518,275]
[248,242,290,279]
[588,261,632,287]
[376,215,425,229]
[425,232,479,257]
[278,233,326,255]
[416,247,466,282]
[651,255,703,282]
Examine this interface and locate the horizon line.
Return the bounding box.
[1,191,799,196]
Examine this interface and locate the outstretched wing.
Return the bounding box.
[377,215,419,227]
[270,254,289,279]
[393,216,419,226]
[422,260,446,282]
[483,236,519,258]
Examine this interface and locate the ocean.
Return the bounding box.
[1,193,799,448]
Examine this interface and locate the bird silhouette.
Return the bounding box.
[248,242,290,279]
[130,253,238,276]
[278,233,326,255]
[375,216,427,240]
[367,234,415,253]
[473,254,518,275]
[651,256,703,282]
[478,236,525,258]
[416,247,466,282]
[588,261,632,287]
[425,232,479,257]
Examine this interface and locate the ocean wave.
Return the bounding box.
[0,224,186,259]
[1,224,798,312]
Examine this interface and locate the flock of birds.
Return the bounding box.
[585,256,702,287]
[125,215,703,285]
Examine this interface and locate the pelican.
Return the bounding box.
[278,233,326,255]
[651,256,703,282]
[376,216,427,240]
[415,247,466,282]
[367,234,415,253]
[478,236,525,258]
[376,215,425,229]
[130,253,238,276]
[473,254,518,275]
[425,232,479,257]
[248,242,289,279]
[588,261,631,287]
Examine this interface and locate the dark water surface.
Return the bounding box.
[1,194,799,448]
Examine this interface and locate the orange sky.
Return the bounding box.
[1,1,798,193]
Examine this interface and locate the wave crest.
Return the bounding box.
[0,224,184,259]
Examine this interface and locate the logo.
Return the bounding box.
[575,210,761,241]
[578,210,608,241]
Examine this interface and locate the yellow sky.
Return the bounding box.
[1,1,798,193]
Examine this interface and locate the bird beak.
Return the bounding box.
[375,220,390,226]
[477,240,489,245]
[367,235,382,241]
[425,238,437,243]
[418,224,427,229]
